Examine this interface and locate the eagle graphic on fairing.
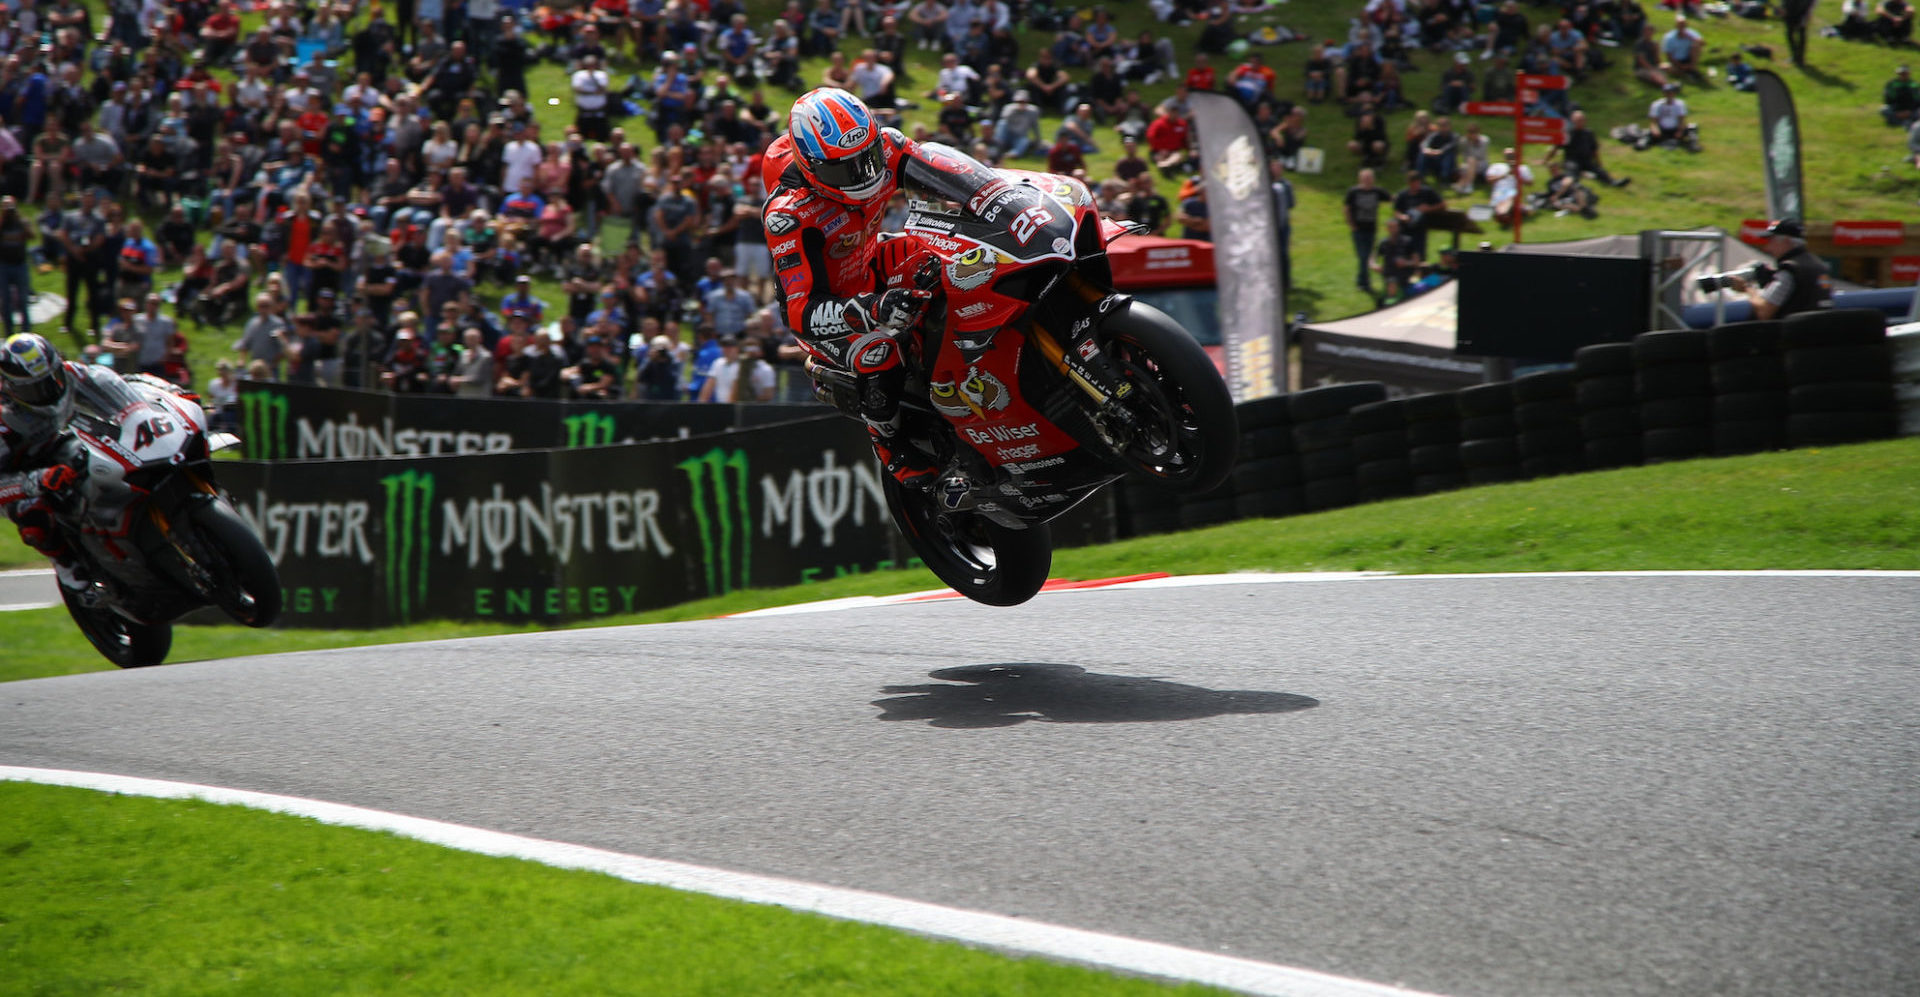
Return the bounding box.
[928,366,1009,419]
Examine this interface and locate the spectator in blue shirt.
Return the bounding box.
[1660,15,1703,77]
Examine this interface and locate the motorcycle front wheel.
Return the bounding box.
[191,499,283,627]
[62,586,172,668]
[1100,300,1240,494]
[882,476,1052,607]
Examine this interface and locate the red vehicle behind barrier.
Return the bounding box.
[806,145,1237,607]
[1105,236,1227,377]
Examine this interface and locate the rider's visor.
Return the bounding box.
[11,372,63,407]
[808,144,886,198]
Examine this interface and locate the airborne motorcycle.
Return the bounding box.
[39,371,280,667]
[808,144,1238,606]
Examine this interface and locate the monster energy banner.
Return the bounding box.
[1754,70,1804,225]
[1188,90,1287,402]
[216,416,1114,628]
[235,380,827,460]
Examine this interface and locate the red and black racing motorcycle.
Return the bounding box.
[808,144,1238,606]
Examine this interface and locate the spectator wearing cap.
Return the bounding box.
[1648,83,1690,146]
[635,333,682,400]
[567,335,622,399]
[1437,51,1475,115]
[1726,220,1833,320]
[499,273,545,328]
[993,90,1043,158]
[1883,66,1920,128]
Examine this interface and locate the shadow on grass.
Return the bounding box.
[1796,63,1857,90]
[873,662,1318,728]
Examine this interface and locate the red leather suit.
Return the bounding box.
[760,129,936,371]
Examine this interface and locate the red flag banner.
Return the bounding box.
[1462,101,1518,117]
[1830,220,1906,246]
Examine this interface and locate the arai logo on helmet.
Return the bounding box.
[837,126,870,149]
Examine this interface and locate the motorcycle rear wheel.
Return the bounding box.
[62,586,173,668]
[1101,301,1240,494]
[189,499,283,628]
[882,476,1052,607]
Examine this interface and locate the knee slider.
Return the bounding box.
[849,330,902,375]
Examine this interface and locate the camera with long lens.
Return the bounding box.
[1696,263,1771,293]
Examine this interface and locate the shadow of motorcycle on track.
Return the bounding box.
[874,663,1318,729]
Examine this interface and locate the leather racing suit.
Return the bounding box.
[761,129,944,485]
[0,360,94,578]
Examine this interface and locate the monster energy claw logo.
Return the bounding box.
[240,390,290,460]
[565,412,617,448]
[382,470,435,622]
[677,448,751,597]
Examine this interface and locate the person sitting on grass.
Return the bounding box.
[1727,51,1757,92]
[1876,0,1914,45]
[1661,15,1704,79]
[1486,147,1534,227]
[1542,160,1600,219]
[1883,65,1919,128]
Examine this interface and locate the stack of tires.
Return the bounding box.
[1228,397,1305,521]
[1290,382,1387,511]
[1350,398,1414,502]
[1782,309,1897,446]
[1119,477,1181,537]
[1574,342,1641,469]
[1894,328,1920,436]
[1706,320,1788,456]
[1403,391,1467,494]
[1455,382,1523,484]
[1512,371,1585,478]
[1633,330,1714,463]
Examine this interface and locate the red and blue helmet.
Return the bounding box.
[788,89,889,204]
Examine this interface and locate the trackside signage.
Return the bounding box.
[235,380,825,459]
[218,417,1115,627]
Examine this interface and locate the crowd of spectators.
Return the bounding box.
[0,0,1912,401]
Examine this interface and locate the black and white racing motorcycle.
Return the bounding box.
[40,370,280,667]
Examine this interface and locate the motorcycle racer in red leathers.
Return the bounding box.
[762,88,946,487]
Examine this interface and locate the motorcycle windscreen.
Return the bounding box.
[903,145,1078,264]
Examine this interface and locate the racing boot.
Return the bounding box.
[20,518,97,606]
[851,329,938,489]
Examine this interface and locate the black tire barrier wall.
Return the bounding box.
[1895,329,1920,437]
[1113,309,1903,536]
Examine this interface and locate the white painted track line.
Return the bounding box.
[727,569,1920,617]
[0,766,1441,997]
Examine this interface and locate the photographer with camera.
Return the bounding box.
[1721,219,1832,321]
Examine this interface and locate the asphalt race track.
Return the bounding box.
[4,573,1917,997]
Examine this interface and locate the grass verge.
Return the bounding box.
[0,782,1225,997]
[6,437,1917,685]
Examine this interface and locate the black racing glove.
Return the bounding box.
[850,288,933,334]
